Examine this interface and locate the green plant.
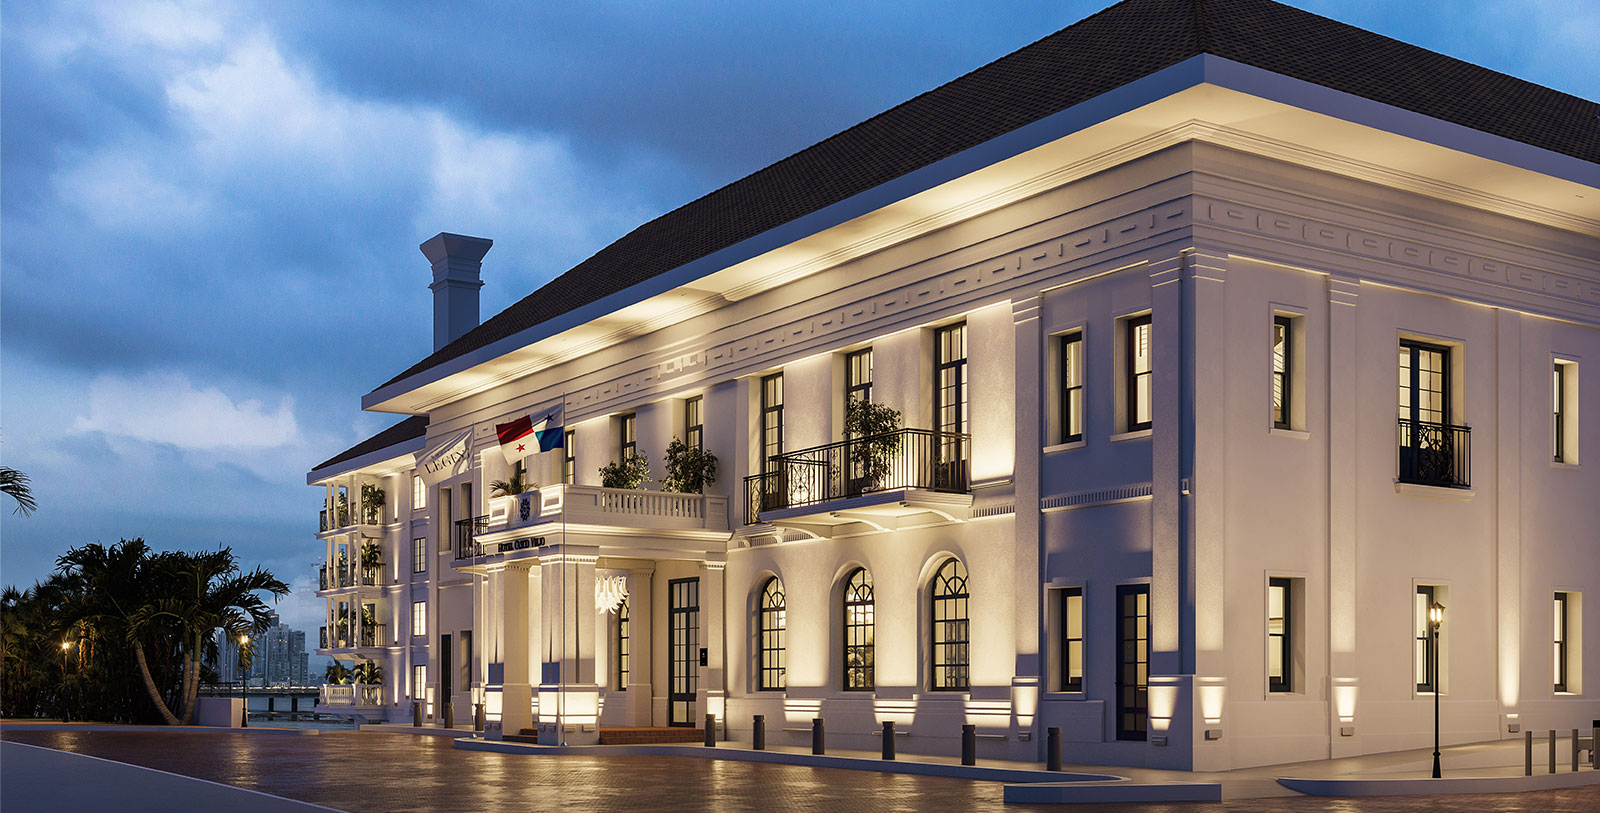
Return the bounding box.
[360,484,385,523]
[353,660,382,686]
[661,438,717,494]
[489,464,536,497]
[360,541,381,570]
[843,399,903,489]
[599,452,650,490]
[325,661,351,685]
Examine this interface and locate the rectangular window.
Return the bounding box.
[412,475,426,510]
[1268,578,1292,692]
[845,348,873,409]
[413,664,426,699]
[1059,332,1084,443]
[619,413,637,460]
[934,324,969,490]
[616,597,630,691]
[1273,316,1292,429]
[412,600,427,638]
[1554,592,1569,693]
[563,430,576,484]
[1398,341,1467,487]
[1554,364,1566,462]
[1126,315,1153,431]
[1061,587,1083,692]
[412,537,427,574]
[685,396,704,451]
[460,630,472,689]
[760,373,784,471]
[1416,586,1437,693]
[1553,360,1579,465]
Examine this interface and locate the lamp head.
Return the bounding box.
[1428,601,1445,629]
[61,641,71,651]
[239,634,250,645]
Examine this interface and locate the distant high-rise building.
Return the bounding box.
[213,613,310,686]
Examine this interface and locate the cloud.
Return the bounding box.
[73,372,300,450]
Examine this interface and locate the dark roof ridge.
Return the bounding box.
[372,0,1598,394]
[312,415,428,474]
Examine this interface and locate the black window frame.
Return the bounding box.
[685,396,704,451]
[1060,332,1084,443]
[616,595,629,691]
[1554,591,1569,693]
[412,536,427,574]
[1126,315,1153,431]
[1416,585,1437,693]
[1273,315,1293,430]
[563,430,576,484]
[934,324,968,440]
[1115,584,1150,740]
[1061,586,1084,692]
[930,558,970,692]
[619,413,637,460]
[1553,363,1566,463]
[757,577,786,691]
[1268,577,1292,693]
[843,568,875,691]
[845,348,873,412]
[760,373,784,472]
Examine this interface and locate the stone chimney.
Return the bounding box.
[420,232,493,351]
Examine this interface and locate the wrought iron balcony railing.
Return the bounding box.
[455,516,489,560]
[359,564,382,586]
[318,506,352,532]
[744,428,971,525]
[359,624,387,648]
[1398,419,1471,488]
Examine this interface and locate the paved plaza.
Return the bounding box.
[3,728,1599,812]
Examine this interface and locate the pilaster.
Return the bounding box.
[537,544,600,744]
[1326,274,1361,757]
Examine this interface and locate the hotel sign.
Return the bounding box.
[416,428,473,485]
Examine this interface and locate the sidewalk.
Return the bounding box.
[0,740,341,812]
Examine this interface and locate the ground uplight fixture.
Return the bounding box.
[1429,601,1445,779]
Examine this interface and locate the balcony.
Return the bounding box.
[318,506,351,533]
[319,683,383,708]
[744,428,973,534]
[1398,419,1471,489]
[320,624,387,652]
[453,484,730,563]
[316,562,384,592]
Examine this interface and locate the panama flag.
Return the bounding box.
[496,412,563,465]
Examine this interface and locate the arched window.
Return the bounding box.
[758,577,786,690]
[843,568,874,691]
[930,558,970,691]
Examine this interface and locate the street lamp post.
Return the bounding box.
[238,634,250,729]
[60,641,72,723]
[1429,601,1445,779]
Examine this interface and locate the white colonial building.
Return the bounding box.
[309,0,1599,770]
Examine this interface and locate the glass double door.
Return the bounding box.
[668,578,699,727]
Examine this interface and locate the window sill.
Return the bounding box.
[1043,691,1087,701]
[1264,690,1306,700]
[1269,427,1310,440]
[1394,482,1475,501]
[1109,429,1153,443]
[1043,440,1087,454]
[1552,461,1581,471]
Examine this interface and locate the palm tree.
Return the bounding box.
[56,540,183,723]
[1,466,36,516]
[353,660,382,686]
[324,661,351,685]
[489,463,535,497]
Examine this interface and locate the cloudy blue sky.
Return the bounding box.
[3,0,1596,640]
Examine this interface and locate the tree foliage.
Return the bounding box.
[599,452,651,490]
[0,539,287,724]
[0,466,36,516]
[661,438,717,494]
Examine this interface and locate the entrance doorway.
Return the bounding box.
[1115,584,1148,741]
[668,578,699,727]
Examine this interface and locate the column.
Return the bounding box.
[627,565,655,726]
[1010,295,1044,755]
[538,544,600,745]
[1494,308,1521,735]
[1326,275,1361,757]
[700,554,727,733]
[485,562,535,740]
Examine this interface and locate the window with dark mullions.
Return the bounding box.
[1554,592,1569,693]
[1416,585,1438,693]
[1273,316,1292,429]
[1268,578,1292,692]
[846,349,873,410]
[1060,333,1083,443]
[619,414,637,460]
[758,577,786,690]
[930,558,970,691]
[1061,587,1083,692]
[412,536,427,574]
[760,374,784,472]
[1553,364,1566,463]
[563,430,576,484]
[1127,315,1152,431]
[843,568,874,691]
[616,596,629,691]
[685,396,704,451]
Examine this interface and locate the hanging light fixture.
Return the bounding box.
[595,575,628,614]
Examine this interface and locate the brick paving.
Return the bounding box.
[3,729,1597,812]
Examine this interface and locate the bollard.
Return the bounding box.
[882,721,895,760]
[475,703,485,732]
[443,701,454,730]
[414,700,424,729]
[705,714,717,747]
[752,715,766,751]
[962,724,977,766]
[1525,729,1533,776]
[1574,729,1581,773]
[241,696,248,729]
[1549,729,1557,774]
[812,718,826,755]
[1047,727,1062,772]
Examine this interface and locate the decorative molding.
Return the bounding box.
[971,503,1016,519]
[1042,484,1154,512]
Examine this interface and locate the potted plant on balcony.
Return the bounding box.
[360,541,381,583]
[359,605,377,646]
[662,438,717,494]
[843,399,902,492]
[325,661,351,685]
[360,483,385,524]
[599,452,651,490]
[489,465,536,497]
[335,489,349,526]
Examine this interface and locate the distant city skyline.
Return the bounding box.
[214,612,313,686]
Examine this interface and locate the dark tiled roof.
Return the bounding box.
[312,415,428,473]
[378,0,1599,391]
